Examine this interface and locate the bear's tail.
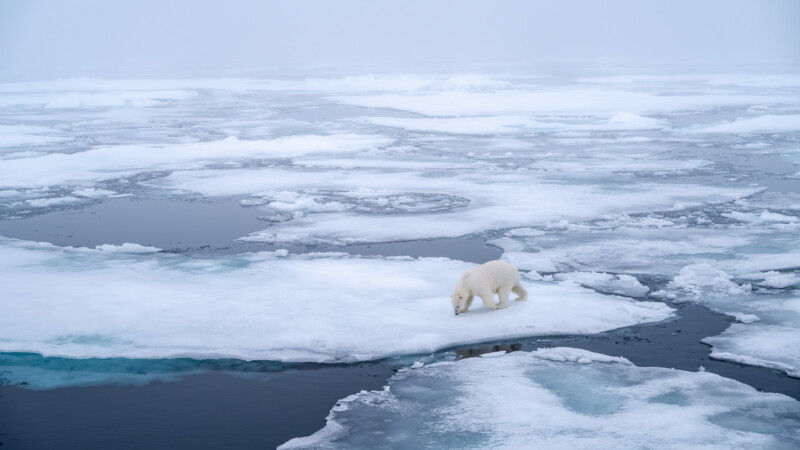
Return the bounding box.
[512,282,528,301]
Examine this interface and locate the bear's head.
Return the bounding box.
[451,293,466,316]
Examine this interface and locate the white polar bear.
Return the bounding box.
[451,260,528,315]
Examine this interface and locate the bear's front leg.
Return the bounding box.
[463,294,474,313]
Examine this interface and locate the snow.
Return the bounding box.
[491,227,757,275]
[94,243,162,253]
[554,272,650,297]
[72,187,118,198]
[760,275,800,289]
[331,89,796,117]
[25,196,82,207]
[292,155,477,170]
[0,89,196,108]
[506,227,546,237]
[690,114,800,134]
[0,237,674,362]
[44,90,197,108]
[482,190,800,377]
[577,74,800,88]
[151,167,756,245]
[722,210,799,225]
[281,348,800,449]
[666,264,752,299]
[705,323,800,377]
[655,266,800,377]
[0,125,69,147]
[354,113,668,135]
[0,134,391,189]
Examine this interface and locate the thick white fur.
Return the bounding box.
[451,260,528,315]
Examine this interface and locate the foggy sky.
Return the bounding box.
[1,0,799,78]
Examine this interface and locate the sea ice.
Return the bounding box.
[2,70,799,389]
[281,348,800,449]
[0,134,391,189]
[0,89,196,108]
[353,112,668,135]
[153,166,756,245]
[704,322,800,377]
[690,114,800,134]
[331,89,796,117]
[485,196,800,378]
[722,210,799,227]
[664,264,752,299]
[0,237,673,362]
[71,187,118,198]
[0,125,69,148]
[94,243,162,253]
[760,273,800,289]
[656,266,800,377]
[554,272,649,297]
[25,196,82,208]
[576,74,800,88]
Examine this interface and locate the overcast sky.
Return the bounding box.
[1,0,798,79]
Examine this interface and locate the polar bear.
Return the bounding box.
[451,260,528,315]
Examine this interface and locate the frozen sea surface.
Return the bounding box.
[0,237,672,362]
[1,67,799,446]
[281,348,800,449]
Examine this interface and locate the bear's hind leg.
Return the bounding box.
[497,286,511,309]
[512,283,528,301]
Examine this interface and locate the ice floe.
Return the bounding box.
[746,271,800,289]
[353,112,668,135]
[0,125,70,148]
[281,348,800,449]
[660,264,753,299]
[652,264,800,377]
[151,167,756,245]
[0,134,391,189]
[0,237,673,362]
[94,243,162,254]
[554,272,649,297]
[577,73,800,88]
[0,89,197,108]
[704,322,800,377]
[689,114,800,134]
[487,196,800,378]
[332,89,796,117]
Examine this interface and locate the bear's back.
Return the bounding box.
[470,260,518,287]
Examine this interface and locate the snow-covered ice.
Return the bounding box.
[554,272,650,297]
[689,114,800,134]
[490,198,800,377]
[281,348,800,449]
[655,268,800,377]
[354,112,669,135]
[0,125,70,148]
[151,167,756,245]
[0,237,673,362]
[331,89,797,117]
[0,134,391,189]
